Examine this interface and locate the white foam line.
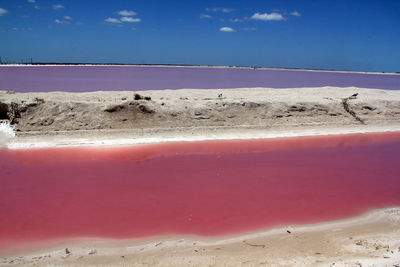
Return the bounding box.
[7,126,400,149]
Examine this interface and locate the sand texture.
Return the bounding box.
[1,86,400,148]
[1,208,400,266]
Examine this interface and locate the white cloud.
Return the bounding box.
[52,4,64,10]
[117,10,136,16]
[0,8,8,16]
[219,26,235,32]
[200,14,212,19]
[34,5,40,9]
[63,16,72,20]
[243,27,256,31]
[55,18,70,24]
[121,16,141,22]
[206,7,233,13]
[131,27,136,30]
[105,17,122,23]
[251,12,285,21]
[229,18,244,22]
[27,0,36,3]
[291,11,301,16]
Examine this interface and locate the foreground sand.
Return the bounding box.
[1,87,400,266]
[1,208,400,266]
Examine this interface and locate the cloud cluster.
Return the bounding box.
[27,0,36,3]
[105,9,141,25]
[55,19,68,24]
[201,7,300,33]
[105,17,121,24]
[220,27,235,32]
[251,12,284,21]
[117,10,136,16]
[121,17,140,22]
[55,16,72,24]
[291,11,301,17]
[0,8,8,16]
[54,16,82,25]
[200,14,212,19]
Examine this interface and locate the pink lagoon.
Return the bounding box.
[1,132,400,255]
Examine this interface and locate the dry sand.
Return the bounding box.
[1,86,400,148]
[1,86,400,266]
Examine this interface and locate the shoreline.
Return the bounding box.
[6,124,400,149]
[2,207,400,265]
[1,64,398,75]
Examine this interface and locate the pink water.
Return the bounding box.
[1,66,399,92]
[1,132,400,255]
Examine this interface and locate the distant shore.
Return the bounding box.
[0,63,398,75]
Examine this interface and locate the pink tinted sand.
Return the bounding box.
[1,132,400,255]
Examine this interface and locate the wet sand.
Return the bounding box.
[1,208,400,266]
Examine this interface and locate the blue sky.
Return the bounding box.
[0,0,399,72]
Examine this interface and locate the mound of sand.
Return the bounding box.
[1,86,400,148]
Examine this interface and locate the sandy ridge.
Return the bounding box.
[1,86,400,149]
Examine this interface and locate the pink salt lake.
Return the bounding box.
[1,132,400,255]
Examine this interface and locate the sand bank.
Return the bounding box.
[1,208,400,266]
[1,86,400,149]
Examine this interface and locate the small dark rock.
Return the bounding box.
[104,104,123,113]
[34,97,45,103]
[289,105,307,112]
[138,105,154,114]
[362,105,377,111]
[134,93,143,100]
[0,102,9,120]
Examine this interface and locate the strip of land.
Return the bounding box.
[1,86,400,148]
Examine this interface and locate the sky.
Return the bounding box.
[0,0,399,72]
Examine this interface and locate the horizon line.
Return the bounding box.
[0,62,398,75]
